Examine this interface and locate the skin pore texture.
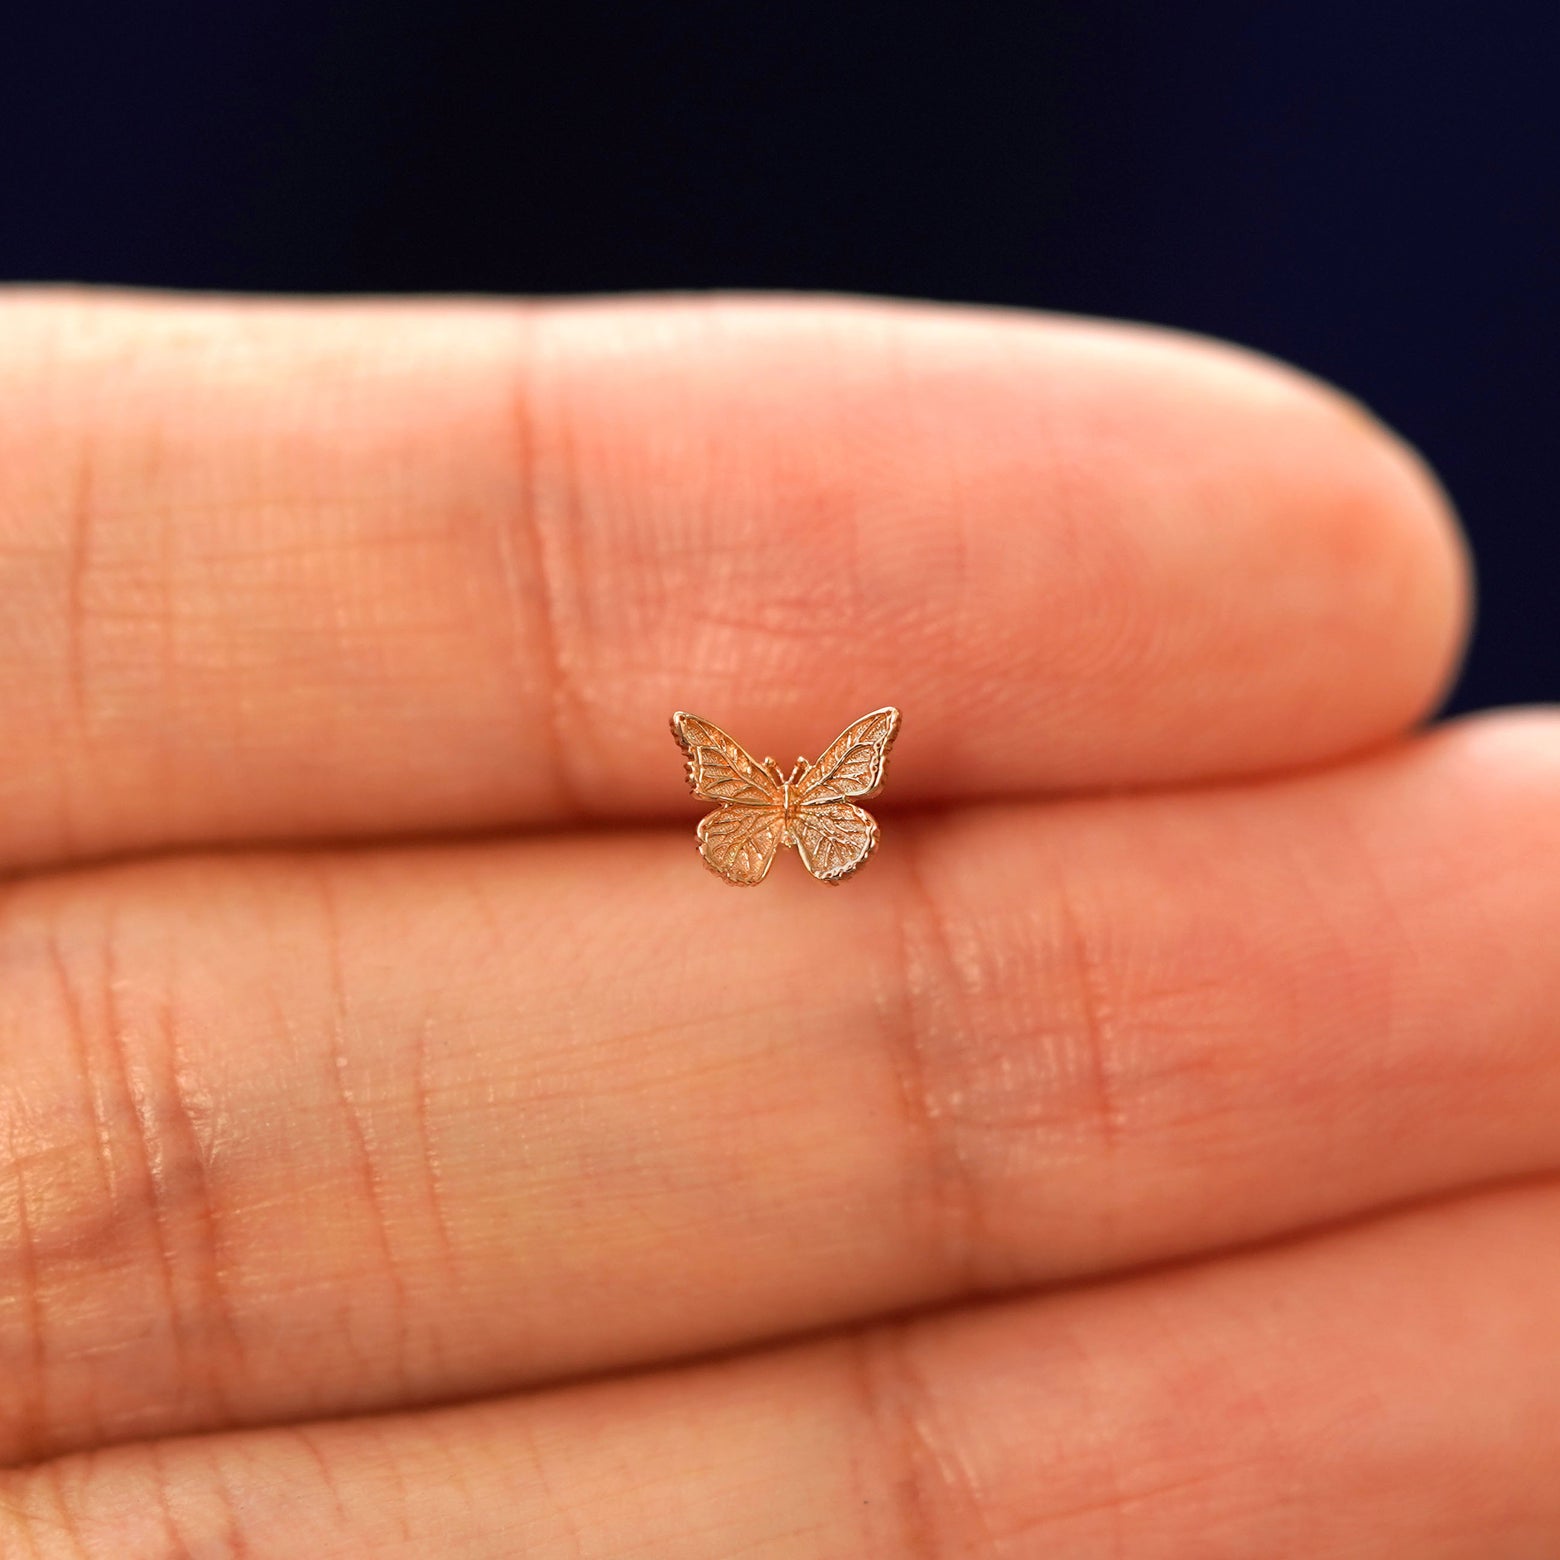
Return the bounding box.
[2,290,1559,1557]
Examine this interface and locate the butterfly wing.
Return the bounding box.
[790,799,879,883]
[670,712,785,886]
[792,707,901,803]
[670,712,784,806]
[790,708,899,883]
[698,805,785,885]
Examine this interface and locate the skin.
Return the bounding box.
[0,289,1556,1556]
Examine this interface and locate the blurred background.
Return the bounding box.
[3,2,1555,712]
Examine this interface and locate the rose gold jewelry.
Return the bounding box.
[670,707,901,885]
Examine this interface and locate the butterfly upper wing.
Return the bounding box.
[790,799,879,883]
[670,712,785,885]
[792,707,901,803]
[670,712,784,807]
[697,805,785,885]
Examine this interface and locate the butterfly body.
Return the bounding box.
[757,757,812,839]
[670,708,901,885]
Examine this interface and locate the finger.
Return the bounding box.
[0,289,1464,869]
[5,711,1560,1463]
[6,1180,1560,1555]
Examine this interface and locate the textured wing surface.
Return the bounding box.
[791,800,879,883]
[671,713,782,806]
[697,805,785,885]
[794,707,901,802]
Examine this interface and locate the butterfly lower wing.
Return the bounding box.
[791,799,879,883]
[794,706,901,802]
[698,805,785,885]
[670,712,782,806]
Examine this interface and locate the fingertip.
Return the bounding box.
[1317,395,1474,734]
[1134,325,1475,766]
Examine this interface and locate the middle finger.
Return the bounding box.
[4,711,1560,1463]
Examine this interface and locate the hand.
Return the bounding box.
[1,290,1552,1558]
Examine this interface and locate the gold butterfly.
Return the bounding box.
[670,707,902,885]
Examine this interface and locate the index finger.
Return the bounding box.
[0,290,1465,868]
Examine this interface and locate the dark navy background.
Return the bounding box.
[3,3,1555,712]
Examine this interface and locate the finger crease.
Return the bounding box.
[1,1118,49,1470]
[508,309,590,817]
[851,1324,997,1560]
[313,869,412,1403]
[97,909,191,1441]
[891,832,985,1293]
[1052,873,1128,1159]
[157,994,245,1407]
[58,438,97,860]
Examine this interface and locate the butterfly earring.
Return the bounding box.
[670,707,901,885]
